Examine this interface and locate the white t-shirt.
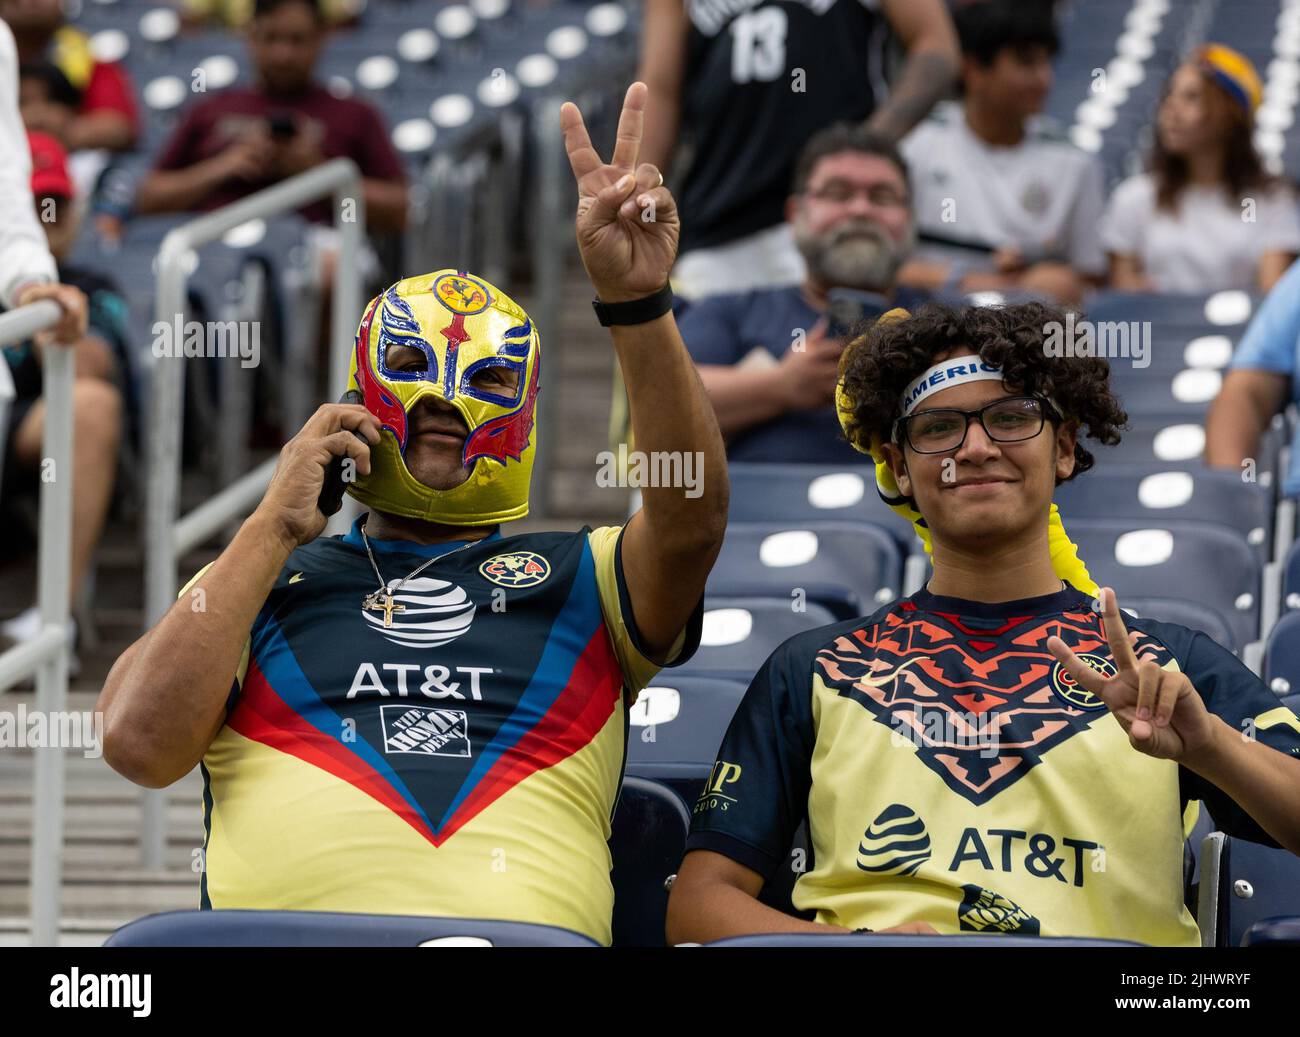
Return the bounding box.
[899,101,1107,275]
[1100,173,1300,293]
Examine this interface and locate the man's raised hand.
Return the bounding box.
[1045,588,1217,763]
[561,81,679,303]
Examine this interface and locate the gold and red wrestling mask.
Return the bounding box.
[345,269,541,525]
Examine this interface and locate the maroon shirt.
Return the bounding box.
[153,84,405,224]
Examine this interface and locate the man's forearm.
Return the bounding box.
[866,49,958,141]
[135,159,230,214]
[612,312,728,543]
[1188,716,1300,857]
[1205,385,1273,470]
[98,512,296,786]
[698,363,791,439]
[67,111,136,152]
[361,178,408,233]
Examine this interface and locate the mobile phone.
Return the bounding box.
[268,112,297,140]
[825,288,890,339]
[318,390,366,517]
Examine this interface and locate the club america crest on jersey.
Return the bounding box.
[479,552,551,588]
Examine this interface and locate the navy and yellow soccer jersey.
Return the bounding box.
[179,517,702,946]
[687,584,1300,946]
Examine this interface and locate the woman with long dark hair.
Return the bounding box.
[1101,44,1299,294]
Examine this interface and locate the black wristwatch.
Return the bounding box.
[591,282,674,327]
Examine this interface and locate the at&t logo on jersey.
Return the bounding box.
[361,577,476,649]
[479,551,550,588]
[1051,652,1115,711]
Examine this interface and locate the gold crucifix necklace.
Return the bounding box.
[358,517,478,628]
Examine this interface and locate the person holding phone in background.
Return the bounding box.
[134,0,406,233]
[677,123,925,464]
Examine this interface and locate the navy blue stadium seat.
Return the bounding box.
[707,521,902,621]
[625,675,747,807]
[1122,598,1238,655]
[726,464,917,553]
[1091,419,1282,483]
[609,776,690,948]
[1241,917,1300,947]
[1067,519,1260,650]
[103,910,598,946]
[1054,465,1273,558]
[682,597,839,682]
[701,933,1142,947]
[1087,291,1257,333]
[1263,611,1300,696]
[1198,832,1300,947]
[1283,540,1300,612]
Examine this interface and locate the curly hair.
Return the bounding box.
[837,301,1128,483]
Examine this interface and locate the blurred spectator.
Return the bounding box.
[896,0,1104,307]
[175,0,361,30]
[135,0,407,233]
[18,60,106,206]
[679,124,925,463]
[1101,45,1299,294]
[638,0,958,301]
[1,132,126,663]
[1205,255,1300,498]
[0,0,139,151]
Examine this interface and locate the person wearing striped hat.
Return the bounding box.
[1101,43,1300,294]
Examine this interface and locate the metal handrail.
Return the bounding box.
[0,298,75,946]
[141,159,366,867]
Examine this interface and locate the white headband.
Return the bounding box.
[900,354,1004,417]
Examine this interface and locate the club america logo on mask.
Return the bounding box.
[1050,652,1114,711]
[433,272,491,315]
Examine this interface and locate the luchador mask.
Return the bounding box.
[345,269,541,525]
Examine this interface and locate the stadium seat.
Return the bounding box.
[1197,832,1300,947]
[1283,540,1300,613]
[1053,465,1273,557]
[1263,611,1300,696]
[609,776,690,948]
[683,597,839,682]
[625,675,748,806]
[1087,290,1257,332]
[103,910,599,946]
[1241,917,1300,947]
[1066,519,1261,651]
[699,933,1142,947]
[706,521,902,621]
[1091,419,1282,484]
[726,464,918,553]
[1122,598,1238,655]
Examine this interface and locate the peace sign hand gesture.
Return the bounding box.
[1046,588,1217,763]
[561,81,679,303]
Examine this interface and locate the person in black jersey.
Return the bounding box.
[638,0,959,301]
[669,302,1300,944]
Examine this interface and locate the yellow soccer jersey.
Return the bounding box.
[180,518,701,944]
[687,584,1300,945]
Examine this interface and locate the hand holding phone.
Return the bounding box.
[318,390,367,517]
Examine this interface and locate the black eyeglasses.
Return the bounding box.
[894,396,1056,454]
